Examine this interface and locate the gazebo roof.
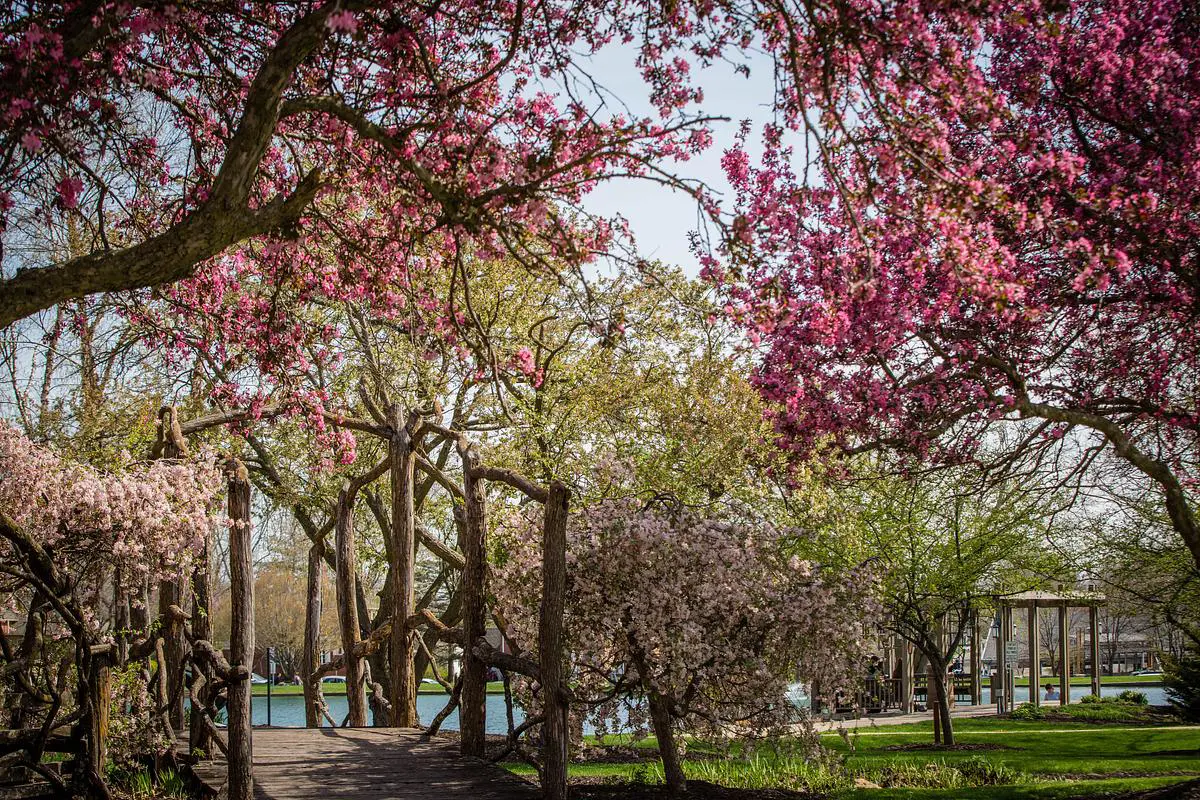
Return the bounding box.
[997,589,1105,608]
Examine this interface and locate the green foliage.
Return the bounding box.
[864,756,1022,789]
[646,754,853,794]
[1011,697,1155,723]
[1164,647,1200,721]
[1117,689,1148,705]
[1010,703,1047,721]
[106,766,188,799]
[107,663,171,769]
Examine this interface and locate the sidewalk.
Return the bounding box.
[812,704,999,732]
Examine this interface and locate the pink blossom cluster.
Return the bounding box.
[703,0,1199,502]
[0,422,222,592]
[492,497,878,740]
[1,1,752,413]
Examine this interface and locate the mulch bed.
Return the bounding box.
[881,742,1010,752]
[570,779,817,800]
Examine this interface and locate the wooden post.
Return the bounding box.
[303,541,324,728]
[457,439,488,757]
[159,407,188,732]
[88,655,111,774]
[113,580,129,667]
[1058,603,1070,705]
[189,530,214,756]
[540,482,570,800]
[389,406,419,728]
[335,483,368,727]
[226,459,254,800]
[970,609,982,706]
[1090,605,1102,697]
[1028,603,1040,707]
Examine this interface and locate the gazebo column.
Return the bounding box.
[970,610,982,706]
[1058,603,1070,705]
[897,637,913,713]
[1090,605,1102,697]
[1029,603,1040,707]
[995,605,1007,713]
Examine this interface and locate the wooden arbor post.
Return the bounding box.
[303,541,325,728]
[540,482,570,800]
[456,439,489,757]
[389,405,420,728]
[1090,604,1102,697]
[156,407,189,732]
[226,459,255,800]
[335,481,369,727]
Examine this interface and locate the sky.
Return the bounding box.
[572,43,780,276]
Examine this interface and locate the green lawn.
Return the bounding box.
[505,719,1200,799]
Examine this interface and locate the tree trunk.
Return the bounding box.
[647,691,685,793]
[335,483,368,726]
[388,406,418,727]
[303,542,324,728]
[929,665,955,746]
[539,482,570,800]
[226,460,255,800]
[456,441,488,757]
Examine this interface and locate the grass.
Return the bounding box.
[504,717,1200,799]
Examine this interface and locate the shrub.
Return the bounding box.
[1164,647,1200,722]
[1009,703,1046,721]
[107,663,172,769]
[1117,689,1148,705]
[651,754,852,794]
[866,758,1023,789]
[1079,694,1101,704]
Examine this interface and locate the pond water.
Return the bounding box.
[235,682,1166,730]
[243,692,521,732]
[977,683,1168,706]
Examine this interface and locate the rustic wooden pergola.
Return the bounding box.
[993,589,1106,713]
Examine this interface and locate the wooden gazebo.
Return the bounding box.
[993,588,1106,713]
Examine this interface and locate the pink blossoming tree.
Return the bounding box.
[707,0,1199,567]
[492,497,878,792]
[0,422,221,797]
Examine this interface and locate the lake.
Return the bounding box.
[238,682,1166,730]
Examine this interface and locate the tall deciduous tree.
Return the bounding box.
[0,2,720,331]
[816,465,1059,744]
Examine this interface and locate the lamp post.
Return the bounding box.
[266,646,274,727]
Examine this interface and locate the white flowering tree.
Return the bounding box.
[0,422,221,798]
[493,497,878,793]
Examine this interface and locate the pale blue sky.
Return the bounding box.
[573,44,779,275]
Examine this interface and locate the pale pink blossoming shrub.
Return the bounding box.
[0,422,222,593]
[492,497,879,746]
